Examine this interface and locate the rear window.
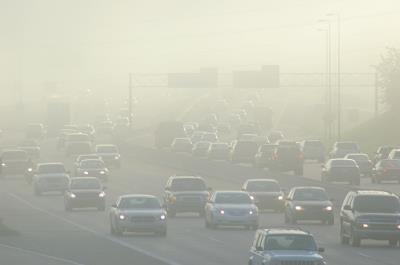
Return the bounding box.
[234,141,258,152]
[38,164,66,174]
[246,181,280,192]
[170,178,206,191]
[293,189,328,201]
[331,159,357,167]
[2,151,28,160]
[354,196,400,213]
[264,235,316,251]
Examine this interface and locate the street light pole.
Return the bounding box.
[128,73,133,128]
[336,14,341,141]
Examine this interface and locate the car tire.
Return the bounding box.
[350,228,361,247]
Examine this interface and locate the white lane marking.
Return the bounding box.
[0,243,85,265]
[357,252,372,258]
[8,193,182,265]
[206,236,223,244]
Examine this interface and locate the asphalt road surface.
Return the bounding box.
[1,134,400,265]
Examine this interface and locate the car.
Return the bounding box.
[340,190,400,247]
[237,123,258,138]
[300,140,325,162]
[155,121,185,149]
[95,144,121,168]
[372,159,400,183]
[228,113,242,128]
[373,145,395,164]
[65,141,92,157]
[242,179,284,212]
[163,176,210,217]
[248,228,326,265]
[268,131,284,144]
[57,129,78,150]
[208,142,231,161]
[32,163,70,196]
[197,123,216,133]
[64,177,106,211]
[75,159,109,180]
[204,191,259,230]
[96,121,114,135]
[230,140,259,164]
[192,141,212,157]
[0,149,33,178]
[109,195,167,236]
[345,153,373,177]
[26,123,46,139]
[65,132,91,145]
[253,144,277,168]
[284,186,334,225]
[190,131,205,144]
[216,122,231,135]
[321,159,360,185]
[73,154,101,175]
[78,124,95,139]
[18,139,41,160]
[329,141,360,158]
[387,148,400,160]
[270,142,304,175]
[171,138,192,153]
[202,132,218,143]
[253,135,270,146]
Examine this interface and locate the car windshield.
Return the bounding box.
[354,196,400,213]
[170,178,206,191]
[38,164,65,174]
[264,235,317,251]
[337,142,358,149]
[78,155,99,162]
[293,189,328,201]
[96,146,118,153]
[381,160,400,167]
[331,159,356,167]
[215,193,252,204]
[246,181,280,192]
[80,160,104,169]
[71,179,101,190]
[2,151,27,160]
[119,197,161,209]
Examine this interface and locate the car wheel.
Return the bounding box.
[350,228,361,247]
[389,239,398,247]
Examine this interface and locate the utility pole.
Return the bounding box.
[128,73,133,128]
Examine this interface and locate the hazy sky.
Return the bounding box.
[1,0,399,102]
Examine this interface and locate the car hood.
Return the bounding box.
[265,250,323,261]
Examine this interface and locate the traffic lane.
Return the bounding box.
[303,161,400,195]
[0,190,171,265]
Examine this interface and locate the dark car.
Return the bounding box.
[300,140,325,162]
[329,141,360,158]
[76,159,109,180]
[242,179,284,211]
[372,159,400,183]
[95,144,121,168]
[208,142,231,161]
[231,140,259,164]
[192,141,211,158]
[284,187,334,225]
[163,176,210,217]
[321,159,360,185]
[270,142,304,175]
[345,153,373,177]
[0,150,32,178]
[254,144,278,168]
[64,177,106,211]
[373,146,395,164]
[340,190,400,247]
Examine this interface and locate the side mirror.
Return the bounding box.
[343,205,352,211]
[318,247,325,253]
[111,203,117,208]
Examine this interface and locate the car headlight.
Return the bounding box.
[324,206,333,211]
[99,170,105,174]
[118,214,126,220]
[361,223,369,228]
[397,224,400,230]
[27,168,33,172]
[278,195,284,200]
[70,193,76,198]
[83,171,89,175]
[160,214,166,220]
[249,210,257,215]
[114,155,120,160]
[1,163,6,167]
[295,205,304,211]
[219,209,225,215]
[98,192,106,198]
[249,195,255,201]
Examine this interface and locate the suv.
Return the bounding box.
[248,228,326,265]
[300,140,325,162]
[270,141,304,175]
[163,176,210,217]
[340,190,400,247]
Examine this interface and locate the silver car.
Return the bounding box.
[204,191,259,229]
[109,195,167,236]
[32,163,70,196]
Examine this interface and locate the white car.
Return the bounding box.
[32,163,70,196]
[205,191,259,230]
[109,195,167,236]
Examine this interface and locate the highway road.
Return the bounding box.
[1,133,400,265]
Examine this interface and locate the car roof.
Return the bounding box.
[292,186,326,191]
[37,162,64,166]
[246,178,278,183]
[170,176,204,180]
[262,228,311,236]
[352,190,396,196]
